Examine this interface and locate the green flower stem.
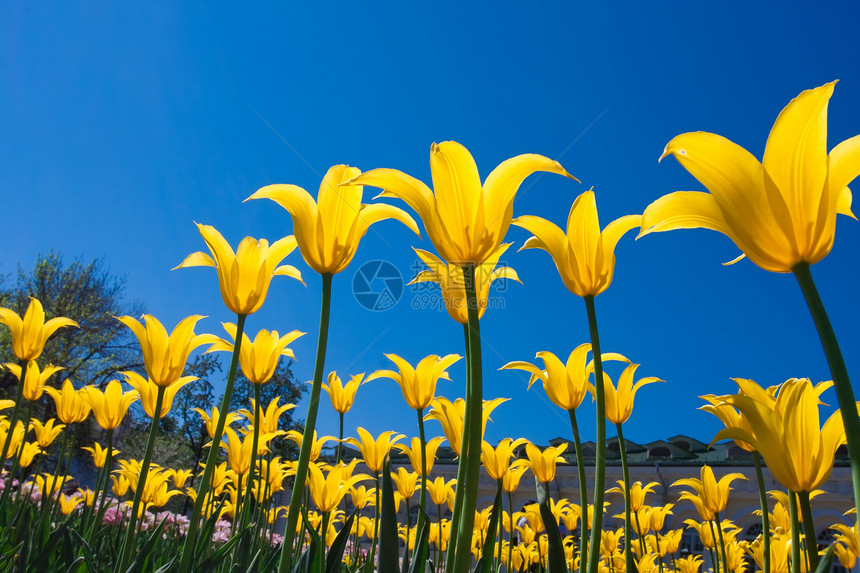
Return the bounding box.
[414,406,429,561]
[0,359,27,512]
[180,312,247,570]
[753,452,771,573]
[369,471,381,572]
[451,263,484,573]
[320,509,331,572]
[336,412,344,464]
[568,409,589,573]
[279,273,333,572]
[443,323,473,573]
[615,423,634,573]
[240,382,263,529]
[788,490,801,573]
[118,384,165,571]
[793,262,860,514]
[89,428,114,538]
[507,490,514,572]
[38,428,68,526]
[797,491,819,571]
[707,519,721,573]
[714,512,729,573]
[584,294,607,573]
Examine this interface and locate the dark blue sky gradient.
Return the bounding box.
[3,2,859,447]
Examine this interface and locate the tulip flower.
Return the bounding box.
[192,406,242,439]
[481,438,528,482]
[82,442,116,469]
[673,467,746,520]
[391,467,419,500]
[117,314,212,388]
[58,493,83,515]
[424,396,508,457]
[18,442,41,468]
[42,380,91,424]
[525,442,567,484]
[81,380,139,430]
[205,323,304,385]
[370,353,461,412]
[221,427,276,477]
[29,418,64,449]
[4,361,63,401]
[0,298,78,362]
[407,244,521,324]
[239,397,295,436]
[307,461,370,514]
[348,141,574,265]
[124,372,194,419]
[833,521,859,569]
[514,189,641,298]
[322,371,365,415]
[345,428,405,474]
[249,164,419,274]
[395,436,445,476]
[285,430,335,464]
[589,362,663,425]
[31,473,72,498]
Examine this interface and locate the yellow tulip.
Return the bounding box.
[205,323,304,385]
[168,468,193,489]
[221,426,276,476]
[321,371,365,414]
[833,521,859,569]
[0,298,78,361]
[81,379,139,430]
[124,372,194,419]
[18,442,41,468]
[285,430,335,463]
[673,466,745,521]
[192,406,242,439]
[501,343,592,411]
[426,476,456,507]
[31,473,72,498]
[674,555,703,573]
[641,82,859,273]
[369,353,461,411]
[29,418,64,448]
[349,484,377,510]
[480,438,528,481]
[513,189,641,297]
[608,480,660,512]
[395,436,445,476]
[407,244,521,324]
[174,223,303,315]
[524,442,567,483]
[649,503,674,532]
[111,474,132,497]
[248,164,419,275]
[348,141,575,265]
[588,362,662,424]
[835,543,857,570]
[58,493,83,515]
[659,528,683,554]
[239,397,296,435]
[424,396,508,455]
[42,379,91,424]
[345,428,405,473]
[117,314,213,388]
[4,361,63,401]
[0,420,25,459]
[82,442,118,468]
[713,377,849,492]
[501,463,530,494]
[391,467,419,499]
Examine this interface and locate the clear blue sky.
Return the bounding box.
[3,2,859,448]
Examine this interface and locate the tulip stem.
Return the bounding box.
[443,324,471,573]
[118,384,165,571]
[797,491,819,571]
[568,409,589,573]
[707,520,721,573]
[583,295,607,573]
[336,412,344,464]
[279,273,333,572]
[615,423,635,573]
[415,406,429,561]
[0,359,26,512]
[180,312,247,571]
[451,263,484,573]
[714,512,729,573]
[753,452,771,573]
[91,428,114,538]
[788,490,801,573]
[241,382,263,530]
[792,261,860,515]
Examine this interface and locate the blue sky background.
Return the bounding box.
[3,2,860,449]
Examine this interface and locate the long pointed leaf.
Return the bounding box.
[536,478,565,573]
[475,485,503,573]
[407,511,431,573]
[125,517,169,573]
[326,510,357,573]
[378,459,401,573]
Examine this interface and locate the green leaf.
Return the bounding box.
[326,510,357,573]
[813,544,836,573]
[536,477,566,573]
[406,511,430,573]
[194,531,245,573]
[377,458,401,573]
[475,484,503,573]
[124,517,169,573]
[69,529,98,573]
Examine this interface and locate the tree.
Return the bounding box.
[0,251,144,394]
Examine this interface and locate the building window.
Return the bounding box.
[649,446,671,459]
[673,440,691,451]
